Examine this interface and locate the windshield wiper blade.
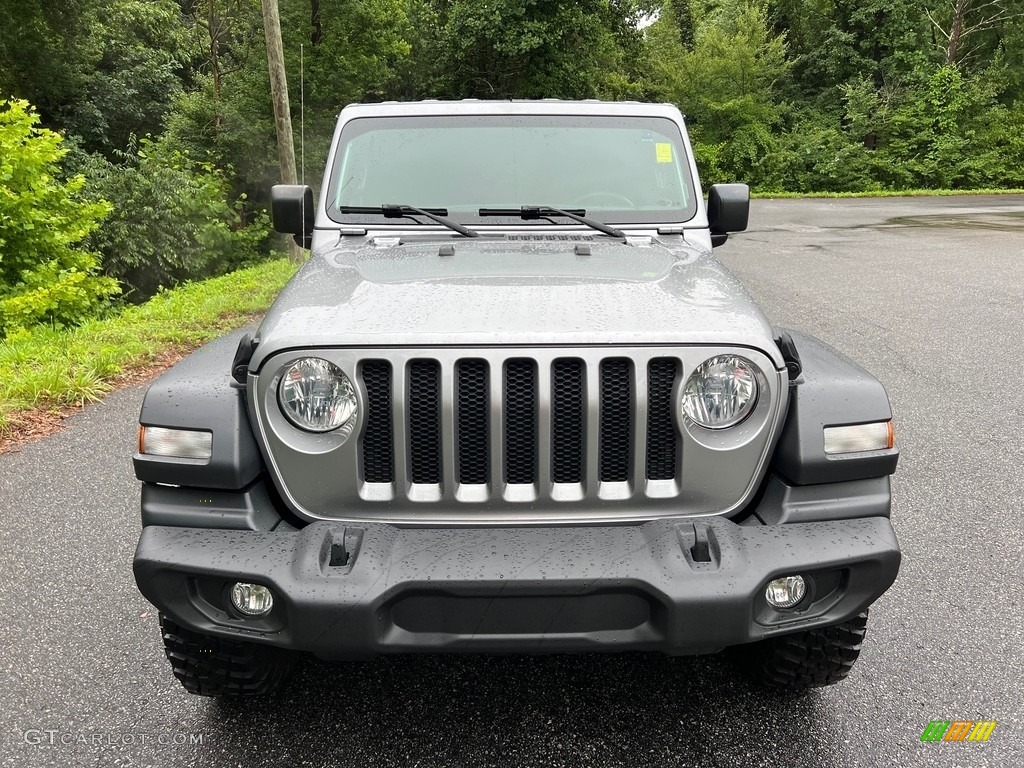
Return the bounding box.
[338,204,479,238]
[479,206,625,239]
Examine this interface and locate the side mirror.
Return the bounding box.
[707,183,750,247]
[271,184,314,249]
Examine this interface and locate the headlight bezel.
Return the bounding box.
[681,354,761,430]
[277,356,358,433]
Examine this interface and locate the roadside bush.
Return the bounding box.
[81,136,270,302]
[0,100,118,339]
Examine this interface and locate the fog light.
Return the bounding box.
[230,583,274,616]
[765,575,806,609]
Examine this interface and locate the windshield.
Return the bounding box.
[326,114,697,226]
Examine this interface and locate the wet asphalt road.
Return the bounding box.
[2,195,1023,767]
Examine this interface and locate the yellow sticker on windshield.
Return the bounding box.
[656,143,673,163]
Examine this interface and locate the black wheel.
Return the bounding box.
[730,611,869,690]
[160,615,296,697]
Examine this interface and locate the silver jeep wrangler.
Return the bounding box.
[133,100,900,696]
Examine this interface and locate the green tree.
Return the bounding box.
[425,0,644,99]
[646,2,791,188]
[926,0,1024,69]
[0,100,118,337]
[162,0,271,194]
[0,0,96,129]
[67,0,190,156]
[791,0,931,98]
[80,136,270,302]
[163,0,415,199]
[0,0,189,158]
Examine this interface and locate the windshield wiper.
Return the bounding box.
[479,206,625,239]
[339,204,479,238]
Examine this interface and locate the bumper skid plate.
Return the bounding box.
[134,517,900,659]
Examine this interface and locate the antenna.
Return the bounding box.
[300,43,305,187]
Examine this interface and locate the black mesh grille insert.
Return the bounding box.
[408,360,441,484]
[599,358,632,482]
[504,359,537,484]
[646,358,679,480]
[551,359,585,483]
[361,361,394,483]
[457,360,489,484]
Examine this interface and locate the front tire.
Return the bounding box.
[731,611,869,690]
[160,615,296,697]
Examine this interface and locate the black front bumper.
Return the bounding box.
[134,516,900,659]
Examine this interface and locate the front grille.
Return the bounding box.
[504,360,537,484]
[457,360,489,484]
[551,359,585,483]
[361,361,394,483]
[408,360,441,484]
[359,351,682,501]
[646,358,679,481]
[599,359,632,482]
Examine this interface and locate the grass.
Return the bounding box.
[0,258,298,438]
[753,188,1024,199]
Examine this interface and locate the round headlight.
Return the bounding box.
[682,355,759,429]
[278,357,357,432]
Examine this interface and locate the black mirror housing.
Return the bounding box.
[707,183,750,246]
[271,184,314,249]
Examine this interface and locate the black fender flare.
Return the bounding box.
[771,330,899,485]
[133,329,264,489]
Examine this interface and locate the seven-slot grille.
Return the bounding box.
[359,353,682,500]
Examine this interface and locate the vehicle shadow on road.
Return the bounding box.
[204,652,843,767]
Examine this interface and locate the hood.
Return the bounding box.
[250,237,783,371]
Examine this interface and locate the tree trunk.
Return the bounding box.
[311,0,323,47]
[946,0,968,65]
[260,0,303,262]
[208,0,222,136]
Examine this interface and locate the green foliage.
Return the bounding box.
[0,258,297,436]
[79,136,270,302]
[0,0,96,130]
[0,100,119,338]
[772,0,931,102]
[65,0,190,157]
[163,0,277,195]
[876,63,1024,190]
[644,1,1024,193]
[165,71,278,199]
[293,0,413,105]
[646,2,791,187]
[0,0,188,158]
[418,0,646,99]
